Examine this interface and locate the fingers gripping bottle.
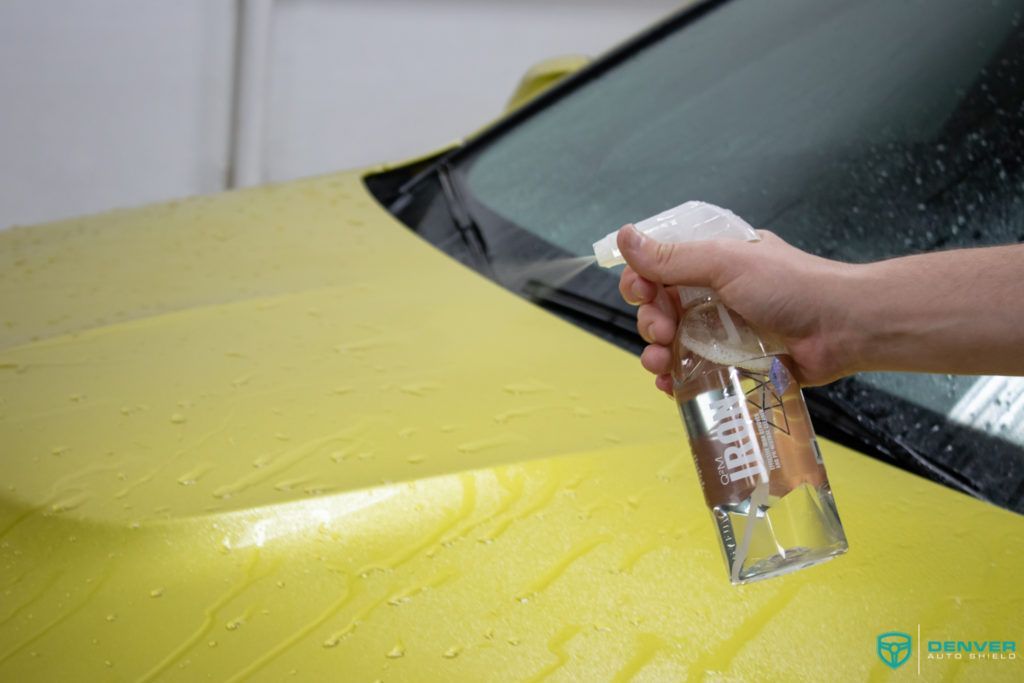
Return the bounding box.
[594,202,848,583]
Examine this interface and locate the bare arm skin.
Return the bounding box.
[614,224,1024,396]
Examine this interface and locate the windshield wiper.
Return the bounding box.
[806,387,990,503]
[512,275,994,502]
[522,279,644,352]
[436,164,492,272]
[517,279,994,502]
[523,278,992,502]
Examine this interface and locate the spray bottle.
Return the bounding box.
[593,201,848,583]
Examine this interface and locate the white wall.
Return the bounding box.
[0,0,235,227]
[0,0,683,227]
[267,0,682,181]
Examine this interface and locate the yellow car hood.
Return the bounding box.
[1,170,1021,681]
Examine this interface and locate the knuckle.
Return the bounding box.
[654,241,675,267]
[640,344,669,374]
[620,273,644,304]
[651,318,673,343]
[636,307,654,340]
[703,241,731,287]
[619,281,636,303]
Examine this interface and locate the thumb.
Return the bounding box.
[616,224,723,287]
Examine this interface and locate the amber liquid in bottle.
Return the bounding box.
[672,301,848,583]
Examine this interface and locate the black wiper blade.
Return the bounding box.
[805,387,990,503]
[522,279,643,350]
[436,164,492,270]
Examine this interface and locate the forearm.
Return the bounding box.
[843,244,1024,376]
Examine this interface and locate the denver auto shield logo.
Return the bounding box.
[878,631,913,669]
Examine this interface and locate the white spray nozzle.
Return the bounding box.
[592,233,622,268]
[592,201,760,306]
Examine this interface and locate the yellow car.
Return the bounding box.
[3,0,1023,680]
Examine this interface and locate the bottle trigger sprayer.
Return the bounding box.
[593,201,848,583]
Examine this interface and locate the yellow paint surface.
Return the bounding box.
[1,171,1022,681]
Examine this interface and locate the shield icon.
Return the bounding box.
[877,631,912,669]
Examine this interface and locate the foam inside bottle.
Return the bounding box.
[678,301,778,373]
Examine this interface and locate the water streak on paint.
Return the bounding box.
[138,550,269,682]
[612,633,667,682]
[213,427,364,499]
[358,473,477,575]
[516,536,609,600]
[524,624,582,682]
[457,433,525,454]
[482,469,560,542]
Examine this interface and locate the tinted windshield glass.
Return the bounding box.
[459,0,1024,470]
[467,0,1024,259]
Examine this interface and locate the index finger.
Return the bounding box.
[619,265,658,306]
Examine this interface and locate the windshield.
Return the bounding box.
[466,0,1024,259]
[373,0,1024,512]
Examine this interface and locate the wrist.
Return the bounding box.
[827,261,882,377]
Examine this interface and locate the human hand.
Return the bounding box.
[615,224,862,396]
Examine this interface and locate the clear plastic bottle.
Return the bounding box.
[673,296,847,582]
[594,201,848,583]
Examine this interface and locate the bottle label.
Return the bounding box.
[678,357,825,507]
[705,392,769,485]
